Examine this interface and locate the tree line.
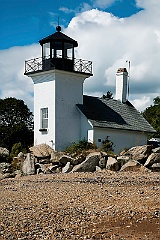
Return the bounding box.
[0,97,33,154]
[143,96,160,138]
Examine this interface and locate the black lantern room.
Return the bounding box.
[39,26,78,72]
[24,27,92,75]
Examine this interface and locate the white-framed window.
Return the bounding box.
[41,108,48,129]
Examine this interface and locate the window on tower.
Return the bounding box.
[41,108,48,129]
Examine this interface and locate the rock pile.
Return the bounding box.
[23,144,160,176]
[0,144,160,179]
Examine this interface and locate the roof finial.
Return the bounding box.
[56,16,61,32]
[58,16,60,26]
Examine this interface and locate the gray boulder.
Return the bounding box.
[54,167,62,173]
[48,165,60,173]
[123,145,153,164]
[17,152,24,158]
[0,162,12,174]
[36,162,60,174]
[150,163,160,172]
[152,147,160,153]
[59,154,86,166]
[29,144,54,158]
[144,153,160,168]
[39,163,53,174]
[62,162,73,173]
[120,160,150,172]
[38,157,51,164]
[59,155,75,166]
[12,153,25,172]
[0,173,4,180]
[22,153,35,175]
[96,166,102,172]
[14,170,22,178]
[0,162,15,179]
[106,157,120,171]
[74,154,86,165]
[3,172,16,178]
[50,151,64,164]
[99,154,108,169]
[0,172,15,180]
[117,155,130,167]
[0,147,9,158]
[72,152,100,172]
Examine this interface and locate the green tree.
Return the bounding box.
[0,97,33,152]
[102,91,113,99]
[143,96,160,137]
[153,96,160,105]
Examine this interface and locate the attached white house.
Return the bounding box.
[24,26,156,153]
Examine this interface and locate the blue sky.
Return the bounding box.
[0,0,160,112]
[1,0,142,50]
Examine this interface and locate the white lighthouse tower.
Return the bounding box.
[25,26,92,151]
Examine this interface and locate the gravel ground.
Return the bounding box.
[0,171,160,240]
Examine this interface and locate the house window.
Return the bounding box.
[41,108,48,129]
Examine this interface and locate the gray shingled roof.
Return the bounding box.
[76,95,156,133]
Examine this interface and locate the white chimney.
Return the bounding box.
[115,68,128,103]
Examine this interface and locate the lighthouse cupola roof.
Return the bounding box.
[39,26,78,47]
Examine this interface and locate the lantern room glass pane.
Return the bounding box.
[67,49,73,59]
[43,43,50,59]
[64,42,73,59]
[57,50,62,58]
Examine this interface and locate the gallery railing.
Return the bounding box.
[24,56,92,75]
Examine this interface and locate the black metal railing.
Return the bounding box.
[25,56,92,75]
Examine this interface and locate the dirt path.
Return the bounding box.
[0,171,159,239]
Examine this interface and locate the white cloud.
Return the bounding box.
[79,3,92,12]
[92,0,116,9]
[59,0,116,16]
[64,3,160,111]
[136,0,160,10]
[59,3,92,15]
[0,44,41,111]
[59,7,75,14]
[131,96,152,112]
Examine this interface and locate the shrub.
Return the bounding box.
[65,139,96,155]
[10,142,27,159]
[10,142,27,171]
[100,136,114,154]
